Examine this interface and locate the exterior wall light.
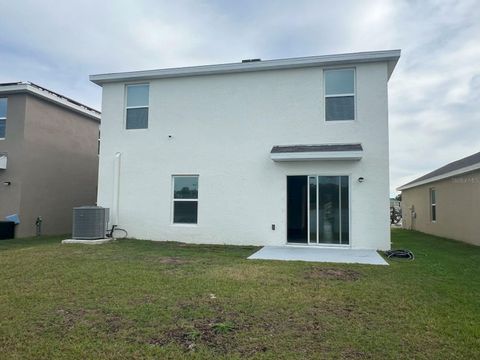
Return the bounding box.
[358,177,365,183]
[3,181,11,186]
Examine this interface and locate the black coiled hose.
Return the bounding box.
[384,249,415,261]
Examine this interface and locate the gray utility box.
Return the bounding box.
[72,206,109,240]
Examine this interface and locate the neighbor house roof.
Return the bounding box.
[90,49,401,85]
[0,82,100,121]
[397,151,480,191]
[270,143,363,162]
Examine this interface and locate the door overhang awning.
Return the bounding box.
[270,144,363,162]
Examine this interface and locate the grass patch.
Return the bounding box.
[0,230,479,359]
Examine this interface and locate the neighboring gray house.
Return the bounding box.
[398,151,480,246]
[0,82,100,237]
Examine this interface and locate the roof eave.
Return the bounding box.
[397,162,480,191]
[90,49,401,86]
[0,84,101,121]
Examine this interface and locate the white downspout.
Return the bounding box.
[112,152,121,226]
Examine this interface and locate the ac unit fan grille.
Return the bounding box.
[72,207,109,240]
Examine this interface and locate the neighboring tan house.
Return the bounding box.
[90,50,400,250]
[397,151,480,246]
[0,82,101,237]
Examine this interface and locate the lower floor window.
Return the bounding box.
[172,175,198,224]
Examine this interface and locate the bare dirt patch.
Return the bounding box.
[149,318,238,352]
[55,308,89,330]
[308,303,356,319]
[55,308,132,335]
[305,267,361,281]
[148,297,268,355]
[105,315,125,333]
[157,257,190,265]
[148,296,332,356]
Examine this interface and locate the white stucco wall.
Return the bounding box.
[97,62,391,250]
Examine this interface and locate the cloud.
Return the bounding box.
[387,0,480,193]
[0,0,479,195]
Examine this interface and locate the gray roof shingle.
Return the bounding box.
[400,151,480,189]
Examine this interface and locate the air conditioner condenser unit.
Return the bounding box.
[72,206,109,240]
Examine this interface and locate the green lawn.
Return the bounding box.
[0,229,479,359]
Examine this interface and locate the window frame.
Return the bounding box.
[430,188,437,222]
[171,175,199,225]
[0,97,7,140]
[125,83,150,130]
[323,68,356,122]
[307,175,350,245]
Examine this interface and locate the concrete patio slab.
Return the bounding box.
[248,246,388,265]
[62,238,113,245]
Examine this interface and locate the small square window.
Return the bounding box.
[126,108,148,129]
[173,201,198,224]
[325,96,355,121]
[174,176,199,199]
[126,84,149,129]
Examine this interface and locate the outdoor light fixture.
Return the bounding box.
[358,177,365,183]
[3,181,11,186]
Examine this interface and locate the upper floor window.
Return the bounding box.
[0,98,7,139]
[324,68,355,121]
[126,84,149,129]
[430,188,436,222]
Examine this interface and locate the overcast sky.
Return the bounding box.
[1,0,479,195]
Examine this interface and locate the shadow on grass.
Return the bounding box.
[0,235,68,251]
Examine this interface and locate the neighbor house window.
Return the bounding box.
[0,98,7,139]
[324,68,355,121]
[172,175,199,224]
[430,188,436,222]
[126,84,149,129]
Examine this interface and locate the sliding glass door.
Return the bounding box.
[287,175,349,245]
[287,176,308,243]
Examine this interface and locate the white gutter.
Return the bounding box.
[271,151,363,162]
[397,162,480,191]
[0,83,101,121]
[90,49,401,85]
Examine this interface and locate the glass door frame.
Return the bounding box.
[286,174,351,247]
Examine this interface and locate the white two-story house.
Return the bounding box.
[90,50,400,250]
